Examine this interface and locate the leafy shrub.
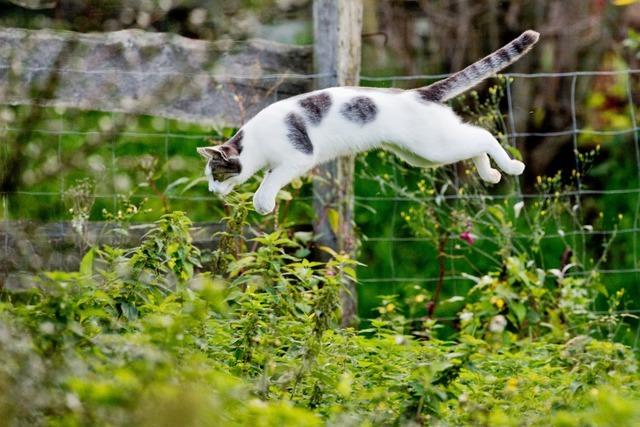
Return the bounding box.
[1,196,640,426]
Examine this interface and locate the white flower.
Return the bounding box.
[394,335,407,345]
[549,268,563,279]
[488,315,507,333]
[66,393,82,411]
[39,321,55,335]
[513,201,524,218]
[248,398,267,408]
[477,275,494,288]
[459,311,474,323]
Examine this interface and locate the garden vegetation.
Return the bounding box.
[2,78,640,426]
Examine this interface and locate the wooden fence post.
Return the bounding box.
[312,0,362,327]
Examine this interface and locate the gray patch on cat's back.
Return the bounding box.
[285,112,313,154]
[340,96,377,125]
[299,92,332,125]
[416,85,447,103]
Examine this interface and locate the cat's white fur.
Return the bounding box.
[198,30,539,215]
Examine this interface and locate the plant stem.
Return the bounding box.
[429,234,448,318]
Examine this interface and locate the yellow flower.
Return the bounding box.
[490,296,505,309]
[386,303,395,313]
[505,377,518,393]
[415,295,426,303]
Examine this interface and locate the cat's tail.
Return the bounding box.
[414,30,540,103]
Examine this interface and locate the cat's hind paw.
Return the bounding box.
[481,168,502,184]
[506,160,525,175]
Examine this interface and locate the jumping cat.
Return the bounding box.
[198,30,540,215]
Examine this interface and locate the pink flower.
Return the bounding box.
[460,230,475,245]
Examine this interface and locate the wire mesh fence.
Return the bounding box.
[1,64,639,346]
[355,69,640,346]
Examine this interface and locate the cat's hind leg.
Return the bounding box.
[485,141,525,176]
[473,153,502,183]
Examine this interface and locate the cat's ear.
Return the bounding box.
[197,146,222,159]
[217,144,239,160]
[196,145,238,160]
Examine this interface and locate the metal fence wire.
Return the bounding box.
[1,68,639,347]
[355,70,640,347]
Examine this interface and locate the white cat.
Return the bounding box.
[198,30,539,215]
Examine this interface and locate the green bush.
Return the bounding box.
[1,200,640,426]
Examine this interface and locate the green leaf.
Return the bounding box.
[318,245,338,258]
[295,248,311,258]
[80,248,94,276]
[119,301,139,321]
[277,190,292,201]
[290,177,303,189]
[487,205,505,223]
[343,266,357,279]
[180,176,209,194]
[511,302,526,325]
[165,177,191,194]
[327,208,340,235]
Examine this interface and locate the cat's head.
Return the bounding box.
[197,130,244,182]
[196,144,241,182]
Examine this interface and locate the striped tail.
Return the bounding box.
[415,30,540,103]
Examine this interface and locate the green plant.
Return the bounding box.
[129,211,202,282]
[3,196,640,426]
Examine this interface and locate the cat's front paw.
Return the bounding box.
[253,192,275,215]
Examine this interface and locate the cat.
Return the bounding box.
[197,30,539,215]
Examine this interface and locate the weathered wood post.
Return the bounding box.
[312,0,362,327]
